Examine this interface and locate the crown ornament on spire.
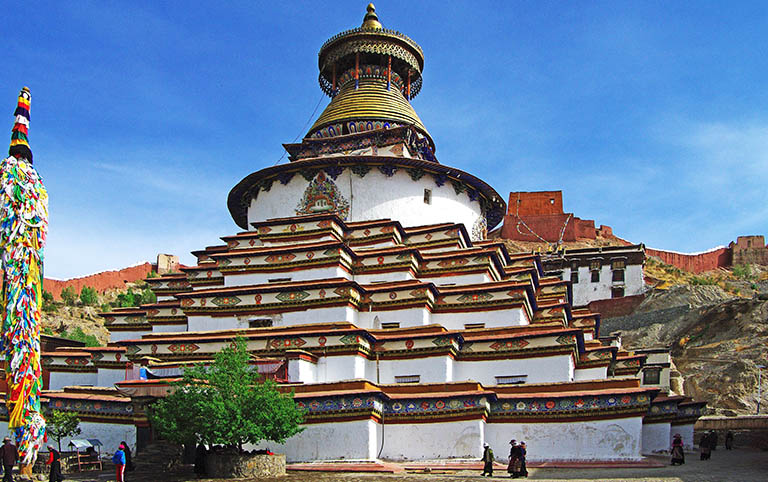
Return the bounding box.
[9,87,32,163]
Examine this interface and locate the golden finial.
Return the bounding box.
[362,3,383,30]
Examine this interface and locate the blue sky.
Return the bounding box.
[2,1,767,278]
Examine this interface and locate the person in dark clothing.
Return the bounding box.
[700,432,711,460]
[0,437,18,482]
[480,443,494,477]
[194,444,207,476]
[518,441,528,478]
[670,434,685,465]
[120,442,134,471]
[725,431,734,450]
[45,445,63,482]
[507,440,522,478]
[709,430,718,451]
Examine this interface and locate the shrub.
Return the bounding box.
[60,286,76,306]
[60,327,100,347]
[733,264,753,280]
[79,286,98,306]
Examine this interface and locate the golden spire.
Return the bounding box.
[361,3,382,30]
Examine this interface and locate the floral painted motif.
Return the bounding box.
[211,296,242,307]
[265,253,296,263]
[436,258,468,268]
[275,291,310,303]
[269,338,307,349]
[489,339,529,351]
[295,171,350,219]
[168,343,200,354]
[456,292,494,303]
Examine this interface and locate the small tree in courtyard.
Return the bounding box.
[149,338,304,452]
[46,409,82,452]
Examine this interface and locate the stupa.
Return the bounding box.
[25,4,705,463]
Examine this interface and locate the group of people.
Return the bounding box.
[699,430,734,461]
[480,439,528,478]
[0,437,134,482]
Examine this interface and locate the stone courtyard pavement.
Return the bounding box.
[59,448,767,482]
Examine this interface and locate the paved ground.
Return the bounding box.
[57,448,767,482]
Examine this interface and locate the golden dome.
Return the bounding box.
[307,77,432,147]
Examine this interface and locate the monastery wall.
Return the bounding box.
[97,368,128,388]
[587,294,645,319]
[247,169,483,235]
[48,372,96,391]
[380,420,484,460]
[641,421,672,454]
[645,247,731,274]
[671,422,695,451]
[44,262,153,300]
[485,416,644,461]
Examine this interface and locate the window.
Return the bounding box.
[611,287,624,298]
[589,260,601,271]
[549,198,555,204]
[496,375,527,385]
[249,318,273,328]
[612,269,625,282]
[268,277,292,283]
[464,323,485,330]
[570,270,579,284]
[381,322,400,329]
[611,259,626,270]
[424,188,432,204]
[395,375,420,384]
[643,368,661,385]
[591,270,600,283]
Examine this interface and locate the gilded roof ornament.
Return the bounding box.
[362,4,383,30]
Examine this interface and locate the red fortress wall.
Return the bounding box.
[43,262,154,301]
[645,247,732,274]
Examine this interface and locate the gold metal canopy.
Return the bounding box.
[308,77,431,144]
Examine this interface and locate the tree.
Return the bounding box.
[149,338,304,451]
[80,286,98,306]
[46,410,81,452]
[140,287,157,305]
[42,290,57,313]
[60,286,76,306]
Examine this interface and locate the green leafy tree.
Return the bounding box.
[149,338,304,451]
[46,409,82,452]
[60,286,76,306]
[60,327,101,347]
[140,287,157,305]
[80,286,98,306]
[42,290,57,313]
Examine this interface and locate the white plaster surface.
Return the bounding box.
[250,419,379,462]
[380,419,484,461]
[225,266,350,287]
[358,308,429,328]
[151,324,188,333]
[353,271,414,284]
[97,368,127,388]
[287,358,317,384]
[18,421,136,457]
[574,366,608,381]
[455,355,573,385]
[108,330,150,343]
[378,356,453,384]
[485,417,644,461]
[246,168,485,233]
[642,421,671,454]
[48,371,97,391]
[432,308,528,330]
[671,422,695,451]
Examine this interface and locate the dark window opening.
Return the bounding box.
[612,269,625,282]
[496,375,527,385]
[381,322,400,329]
[464,323,485,330]
[249,318,273,328]
[611,287,625,298]
[424,189,432,204]
[571,271,579,284]
[395,375,420,384]
[268,277,292,283]
[643,369,661,385]
[591,270,600,283]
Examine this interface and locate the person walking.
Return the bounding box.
[480,443,494,477]
[670,434,685,465]
[44,445,63,482]
[700,432,711,460]
[0,437,18,482]
[120,442,134,472]
[507,440,522,478]
[725,431,734,450]
[112,444,126,482]
[518,441,528,478]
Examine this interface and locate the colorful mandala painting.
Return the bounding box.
[295,171,350,219]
